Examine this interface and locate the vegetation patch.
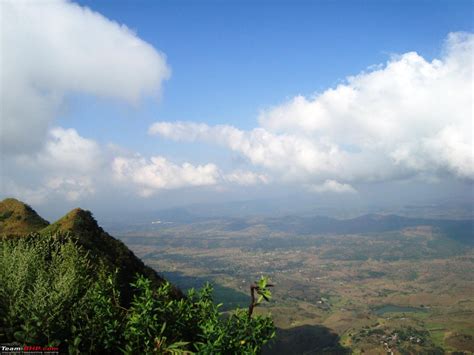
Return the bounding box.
[0,234,275,353]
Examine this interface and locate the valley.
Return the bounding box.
[117,215,474,354]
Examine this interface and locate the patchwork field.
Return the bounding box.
[116,216,474,354]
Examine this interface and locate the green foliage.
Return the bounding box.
[121,276,275,354]
[0,234,95,346]
[194,308,275,354]
[0,234,275,354]
[255,276,272,305]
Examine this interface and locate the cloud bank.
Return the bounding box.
[1,0,170,154]
[3,125,267,203]
[112,156,220,197]
[4,128,101,203]
[150,32,474,192]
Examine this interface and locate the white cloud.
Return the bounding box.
[15,127,104,177]
[3,176,95,204]
[112,155,220,197]
[149,122,345,180]
[224,170,270,186]
[2,181,50,205]
[41,127,103,172]
[45,176,95,202]
[2,124,270,202]
[150,32,474,187]
[3,127,103,202]
[0,0,170,154]
[306,180,357,194]
[423,126,474,179]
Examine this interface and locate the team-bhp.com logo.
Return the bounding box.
[1,344,59,354]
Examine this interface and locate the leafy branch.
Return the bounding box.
[248,276,274,318]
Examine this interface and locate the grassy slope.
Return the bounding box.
[40,208,184,304]
[0,198,49,236]
[0,198,183,305]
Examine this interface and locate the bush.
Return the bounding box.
[0,234,97,346]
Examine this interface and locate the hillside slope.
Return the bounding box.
[0,198,182,304]
[0,198,49,236]
[41,207,183,303]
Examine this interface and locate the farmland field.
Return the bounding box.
[116,215,474,354]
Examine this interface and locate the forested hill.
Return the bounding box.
[0,198,183,303]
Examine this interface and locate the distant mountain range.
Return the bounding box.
[260,214,473,244]
[0,198,182,304]
[102,201,473,246]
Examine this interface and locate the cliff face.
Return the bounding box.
[0,198,183,304]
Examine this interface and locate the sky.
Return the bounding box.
[1,0,473,221]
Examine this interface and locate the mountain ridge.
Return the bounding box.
[0,198,183,304]
[262,213,473,244]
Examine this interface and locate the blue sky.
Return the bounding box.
[69,0,472,155]
[1,0,473,218]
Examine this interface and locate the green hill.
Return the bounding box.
[40,207,183,303]
[0,198,49,236]
[0,198,182,303]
